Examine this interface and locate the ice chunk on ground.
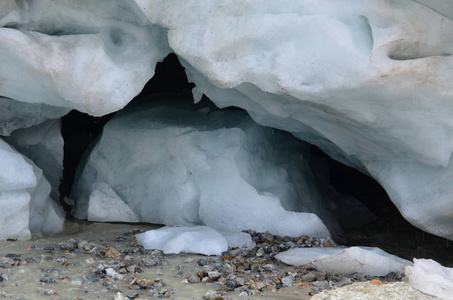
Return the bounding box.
[275,247,412,276]
[5,119,64,201]
[88,182,139,223]
[219,231,251,248]
[135,226,228,255]
[72,99,334,238]
[405,258,453,300]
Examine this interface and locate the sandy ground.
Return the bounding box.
[0,221,313,300]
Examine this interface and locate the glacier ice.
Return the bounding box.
[135,226,229,255]
[137,0,453,240]
[0,97,69,136]
[0,0,452,242]
[0,0,171,116]
[5,119,64,201]
[405,258,453,300]
[0,138,64,239]
[88,182,139,223]
[72,99,335,238]
[276,246,412,276]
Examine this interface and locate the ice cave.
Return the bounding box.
[2,0,453,287]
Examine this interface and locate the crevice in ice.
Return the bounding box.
[59,53,194,210]
[318,147,453,264]
[412,0,453,21]
[387,41,451,60]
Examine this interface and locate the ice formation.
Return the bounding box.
[137,0,453,240]
[135,226,229,255]
[72,99,334,238]
[87,182,139,223]
[5,119,64,200]
[0,97,69,136]
[0,0,452,242]
[276,246,412,276]
[0,139,64,240]
[0,0,171,116]
[405,258,453,300]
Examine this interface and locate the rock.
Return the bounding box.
[259,232,274,244]
[281,276,293,287]
[114,292,128,300]
[311,282,423,300]
[127,292,139,299]
[301,271,318,282]
[197,259,208,266]
[188,274,200,283]
[208,271,222,281]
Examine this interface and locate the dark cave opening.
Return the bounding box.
[59,52,453,265]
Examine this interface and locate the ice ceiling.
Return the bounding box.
[0,0,453,241]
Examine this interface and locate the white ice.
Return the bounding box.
[0,97,69,136]
[0,138,64,239]
[0,0,171,116]
[72,99,334,238]
[5,119,64,201]
[405,258,453,300]
[137,0,453,240]
[135,226,228,256]
[88,182,139,223]
[1,0,453,240]
[275,247,412,276]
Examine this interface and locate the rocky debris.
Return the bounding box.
[170,230,408,297]
[0,227,411,299]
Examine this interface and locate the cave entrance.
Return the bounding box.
[59,53,453,265]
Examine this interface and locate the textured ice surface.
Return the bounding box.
[0,97,69,136]
[405,258,453,300]
[2,0,453,240]
[137,0,453,239]
[88,182,139,223]
[219,231,252,249]
[0,0,170,116]
[135,226,228,255]
[72,99,334,238]
[276,247,412,276]
[5,119,64,201]
[0,138,64,239]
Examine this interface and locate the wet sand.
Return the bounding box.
[0,221,312,300]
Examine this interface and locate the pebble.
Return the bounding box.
[188,274,200,283]
[0,228,408,300]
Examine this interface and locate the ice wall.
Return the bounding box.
[0,0,452,240]
[0,139,64,240]
[5,119,64,201]
[71,99,335,238]
[136,0,453,239]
